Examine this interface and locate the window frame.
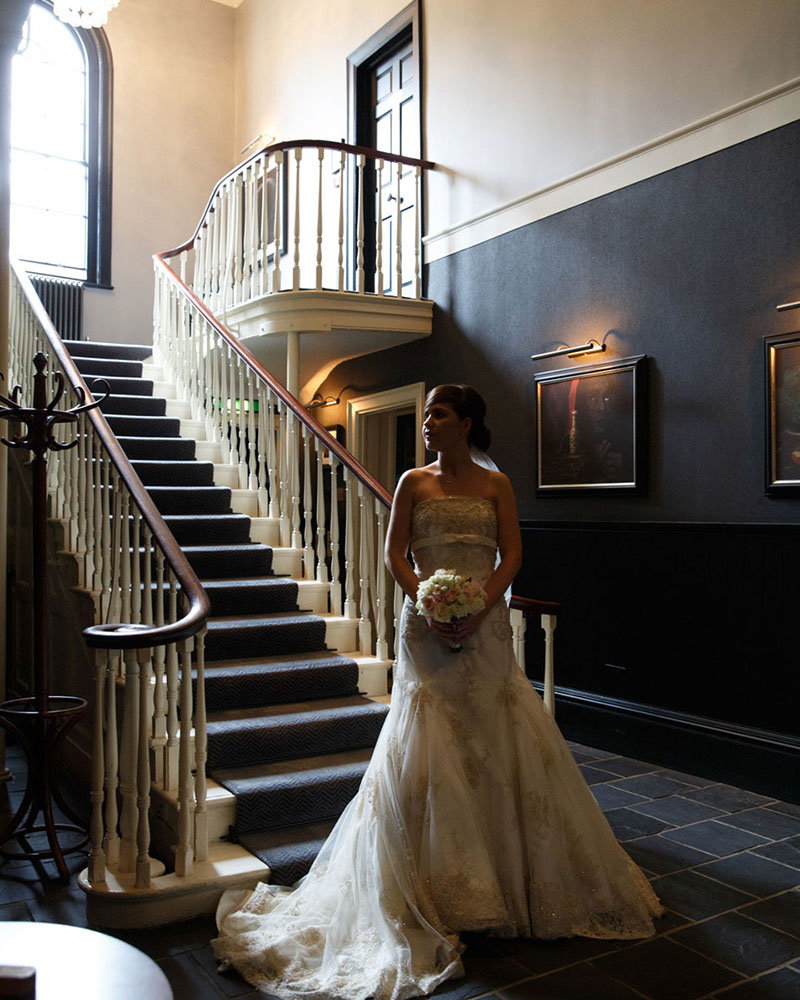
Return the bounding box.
[12,0,113,287]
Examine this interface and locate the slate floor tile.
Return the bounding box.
[650,869,755,921]
[656,769,717,788]
[604,807,672,841]
[579,764,623,785]
[594,757,661,778]
[631,796,728,827]
[612,774,696,799]
[192,945,258,997]
[740,889,800,939]
[752,837,800,870]
[571,749,606,764]
[592,783,649,811]
[671,911,800,976]
[767,802,800,819]
[498,961,645,999]
[592,936,742,999]
[682,786,776,815]
[698,853,800,896]
[115,914,221,960]
[712,966,800,999]
[0,901,34,920]
[662,820,770,857]
[567,743,618,760]
[494,933,625,976]
[158,952,239,1000]
[720,809,800,841]
[626,834,722,876]
[429,950,532,1000]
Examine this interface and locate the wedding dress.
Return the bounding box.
[213,495,662,1000]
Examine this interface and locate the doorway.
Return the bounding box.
[347,382,426,491]
[347,2,421,295]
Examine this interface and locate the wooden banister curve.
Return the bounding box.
[11,260,210,650]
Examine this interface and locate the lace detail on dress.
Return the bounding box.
[213,493,663,1000]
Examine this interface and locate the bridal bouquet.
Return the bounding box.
[416,569,487,652]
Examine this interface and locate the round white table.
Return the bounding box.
[0,922,172,999]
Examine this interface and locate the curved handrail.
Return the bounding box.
[510,595,563,617]
[162,138,436,260]
[154,252,393,510]
[11,260,211,650]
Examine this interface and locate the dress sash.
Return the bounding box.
[412,533,497,553]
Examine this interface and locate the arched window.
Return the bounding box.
[10,0,112,286]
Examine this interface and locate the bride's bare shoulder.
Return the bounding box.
[395,466,437,502]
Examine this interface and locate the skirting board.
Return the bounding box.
[534,681,800,805]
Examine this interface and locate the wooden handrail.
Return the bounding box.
[153,253,393,511]
[162,138,436,259]
[510,595,563,617]
[11,260,211,650]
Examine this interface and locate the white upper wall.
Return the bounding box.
[84,0,236,345]
[234,0,800,253]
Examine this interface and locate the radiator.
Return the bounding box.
[29,274,84,340]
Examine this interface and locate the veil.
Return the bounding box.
[470,446,511,604]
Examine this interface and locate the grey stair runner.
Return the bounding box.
[64,339,388,885]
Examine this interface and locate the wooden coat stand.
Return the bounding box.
[0,353,106,880]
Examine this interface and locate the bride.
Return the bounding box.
[213,384,662,999]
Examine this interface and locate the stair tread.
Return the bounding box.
[238,820,336,871]
[208,613,320,626]
[207,695,388,726]
[202,651,355,671]
[212,747,373,785]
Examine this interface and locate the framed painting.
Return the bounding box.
[534,354,647,495]
[765,332,800,495]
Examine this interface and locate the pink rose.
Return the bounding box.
[421,596,435,612]
[446,589,458,603]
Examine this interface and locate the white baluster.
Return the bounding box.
[290,411,301,550]
[175,636,195,877]
[375,501,388,660]
[329,456,342,615]
[395,165,403,296]
[273,151,283,292]
[278,400,290,546]
[88,648,107,884]
[164,578,180,792]
[257,384,269,516]
[259,154,268,296]
[151,548,167,784]
[194,628,208,862]
[118,646,140,873]
[414,165,422,299]
[92,433,104,594]
[136,647,153,889]
[293,147,302,290]
[119,489,132,625]
[358,482,373,654]
[247,368,258,492]
[337,150,345,292]
[266,389,279,520]
[237,356,248,489]
[102,650,119,868]
[541,613,557,717]
[376,158,384,296]
[76,413,88,584]
[511,607,526,671]
[356,154,366,293]
[302,423,314,578]
[130,505,142,625]
[316,146,324,290]
[343,467,357,619]
[315,436,328,588]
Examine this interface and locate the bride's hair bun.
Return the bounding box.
[425,384,492,451]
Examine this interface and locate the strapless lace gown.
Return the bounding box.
[213,496,662,1000]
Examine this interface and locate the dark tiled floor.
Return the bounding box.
[2,740,800,1000]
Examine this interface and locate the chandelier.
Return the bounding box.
[53,0,121,29]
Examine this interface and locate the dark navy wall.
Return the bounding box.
[317,121,800,751]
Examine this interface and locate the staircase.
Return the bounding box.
[65,338,390,889]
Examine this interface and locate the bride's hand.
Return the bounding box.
[445,608,491,644]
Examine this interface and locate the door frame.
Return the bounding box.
[346,1,422,291]
[347,381,426,479]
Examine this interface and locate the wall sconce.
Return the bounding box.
[530,339,606,363]
[776,299,800,312]
[308,386,353,409]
